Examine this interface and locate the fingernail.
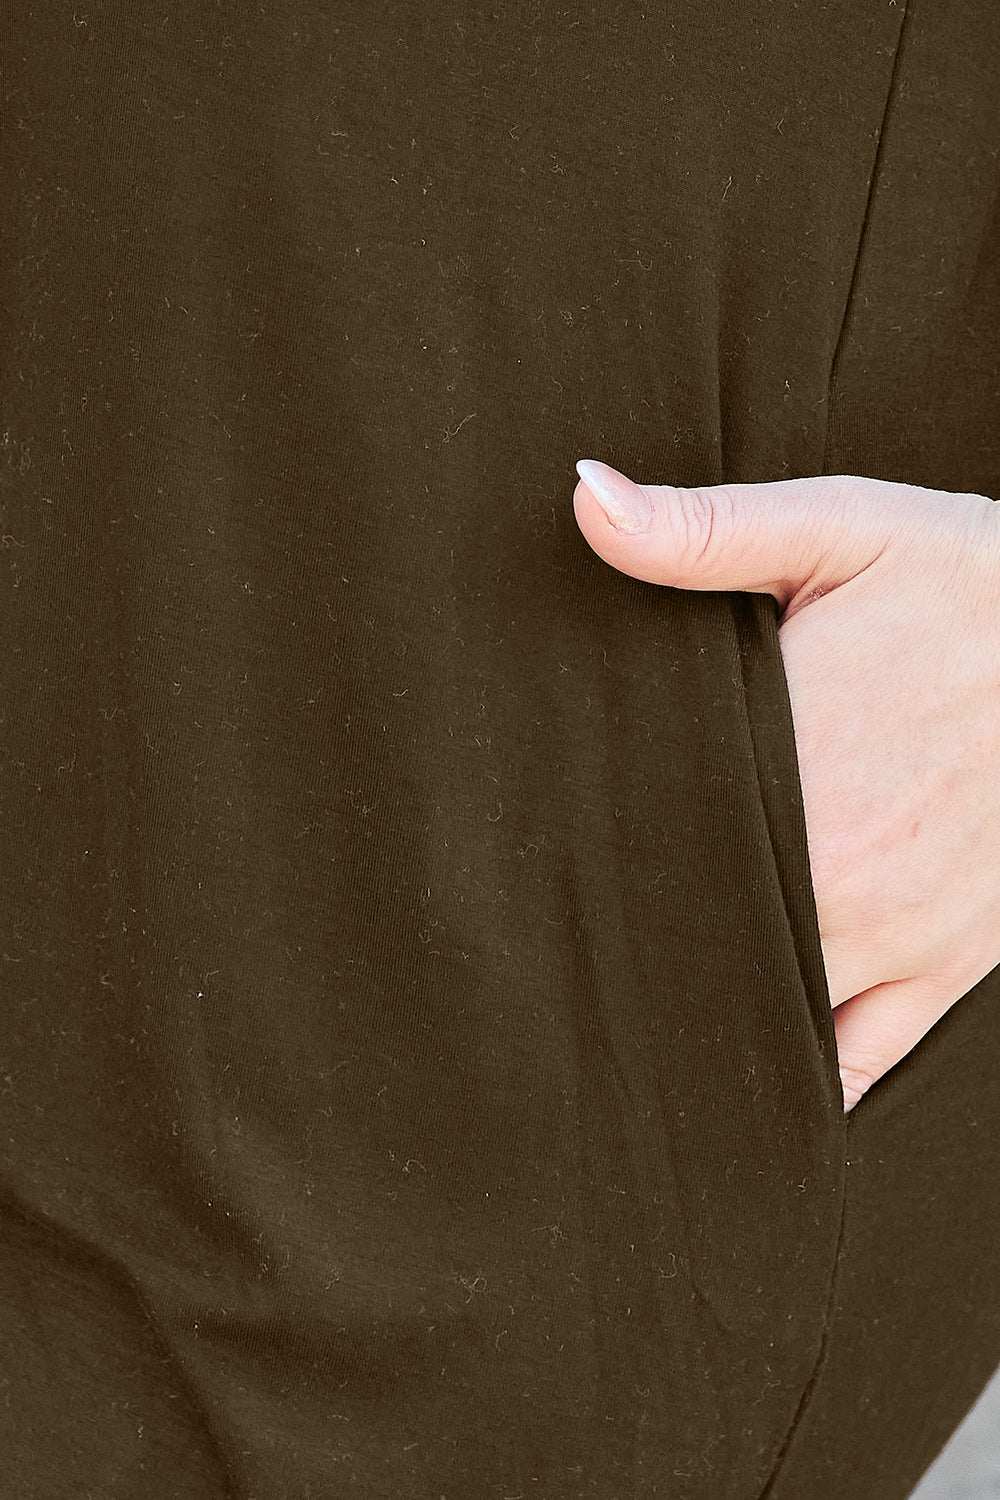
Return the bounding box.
[575,458,653,536]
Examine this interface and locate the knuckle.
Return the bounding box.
[838,1063,878,1100]
[673,485,728,574]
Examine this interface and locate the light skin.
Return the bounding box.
[572,458,1000,1112]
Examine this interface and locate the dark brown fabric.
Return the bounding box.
[2,3,999,1496]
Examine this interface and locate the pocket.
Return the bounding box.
[733,589,846,1122]
[637,586,849,1351]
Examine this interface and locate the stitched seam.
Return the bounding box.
[821,0,915,474]
[754,1173,851,1500]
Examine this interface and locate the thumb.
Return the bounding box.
[573,457,906,620]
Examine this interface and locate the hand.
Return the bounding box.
[572,458,1000,1112]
